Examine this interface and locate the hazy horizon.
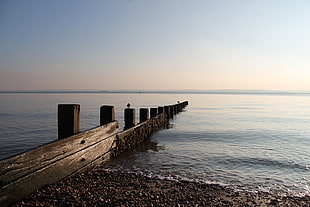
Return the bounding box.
[1,89,310,95]
[1,1,310,91]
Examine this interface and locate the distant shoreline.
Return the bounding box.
[1,90,310,96]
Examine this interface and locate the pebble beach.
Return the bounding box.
[15,167,310,207]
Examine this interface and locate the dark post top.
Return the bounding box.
[150,108,158,118]
[172,105,177,115]
[168,105,174,119]
[164,106,170,119]
[139,108,149,123]
[100,105,115,125]
[124,108,135,130]
[58,104,80,139]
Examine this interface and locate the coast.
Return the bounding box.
[15,167,310,207]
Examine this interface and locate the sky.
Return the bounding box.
[1,0,310,91]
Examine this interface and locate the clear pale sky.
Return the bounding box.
[1,0,310,91]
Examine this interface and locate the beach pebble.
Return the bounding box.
[14,168,310,207]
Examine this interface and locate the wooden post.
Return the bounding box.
[158,106,164,114]
[169,105,174,119]
[124,108,135,130]
[173,104,177,115]
[164,106,170,119]
[181,102,185,109]
[177,103,181,113]
[100,105,115,125]
[171,105,175,115]
[58,104,80,139]
[150,108,158,118]
[139,108,149,123]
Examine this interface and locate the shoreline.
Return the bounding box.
[15,167,310,207]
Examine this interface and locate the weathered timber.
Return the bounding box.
[158,106,164,114]
[150,108,158,118]
[100,105,115,125]
[0,101,188,207]
[124,108,135,130]
[173,104,178,115]
[169,105,174,119]
[177,103,182,113]
[0,121,118,207]
[114,113,168,156]
[164,106,170,119]
[58,104,80,139]
[139,108,149,123]
[171,105,175,115]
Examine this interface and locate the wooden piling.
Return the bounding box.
[169,105,174,119]
[171,105,175,115]
[58,104,80,139]
[124,108,135,130]
[177,103,182,113]
[150,108,158,118]
[139,108,149,123]
[164,106,170,119]
[0,101,188,207]
[173,104,177,115]
[100,105,115,125]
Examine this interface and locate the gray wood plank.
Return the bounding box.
[0,121,118,186]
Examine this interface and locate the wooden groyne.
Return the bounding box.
[0,101,188,207]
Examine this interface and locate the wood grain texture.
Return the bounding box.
[0,121,118,206]
[0,102,188,207]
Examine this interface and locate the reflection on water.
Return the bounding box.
[103,93,310,196]
[106,136,165,168]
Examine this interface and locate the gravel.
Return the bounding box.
[15,167,310,207]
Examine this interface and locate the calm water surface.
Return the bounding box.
[0,92,309,196]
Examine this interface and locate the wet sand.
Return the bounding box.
[15,167,310,207]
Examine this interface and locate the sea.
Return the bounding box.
[0,90,309,197]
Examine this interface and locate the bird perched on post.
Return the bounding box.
[127,103,130,108]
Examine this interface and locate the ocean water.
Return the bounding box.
[0,91,309,196]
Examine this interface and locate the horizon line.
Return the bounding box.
[1,89,310,96]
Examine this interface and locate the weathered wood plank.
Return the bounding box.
[0,121,118,187]
[0,133,116,206]
[58,104,80,139]
[100,105,115,126]
[0,109,173,207]
[124,108,135,130]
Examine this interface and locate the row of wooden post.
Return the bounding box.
[58,101,188,139]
